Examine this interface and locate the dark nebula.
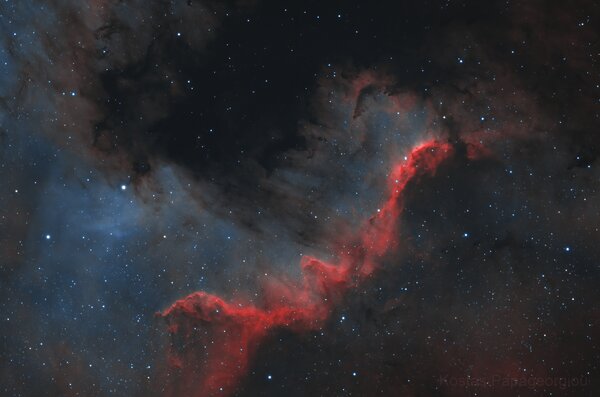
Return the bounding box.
[1,1,599,396]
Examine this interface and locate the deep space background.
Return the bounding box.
[1,0,599,396]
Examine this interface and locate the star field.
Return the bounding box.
[0,1,599,396]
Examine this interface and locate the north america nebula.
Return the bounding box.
[1,1,599,397]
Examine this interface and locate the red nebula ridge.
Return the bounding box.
[158,140,454,396]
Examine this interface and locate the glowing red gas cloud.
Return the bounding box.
[158,140,454,396]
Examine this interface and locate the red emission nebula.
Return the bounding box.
[159,139,471,396]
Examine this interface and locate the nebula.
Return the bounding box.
[3,1,600,396]
[159,140,455,396]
